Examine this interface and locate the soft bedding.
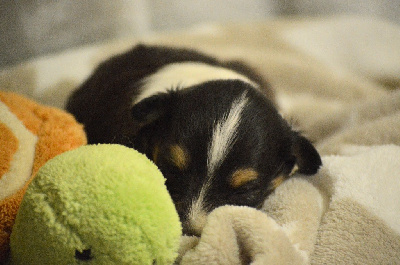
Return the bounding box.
[1,16,399,264]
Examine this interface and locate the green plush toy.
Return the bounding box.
[9,144,182,265]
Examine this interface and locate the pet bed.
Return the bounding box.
[1,16,399,264]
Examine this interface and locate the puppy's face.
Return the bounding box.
[132,80,321,236]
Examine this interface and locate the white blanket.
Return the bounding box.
[1,16,399,264]
[178,145,400,264]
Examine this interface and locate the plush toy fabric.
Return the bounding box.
[9,144,182,265]
[0,91,87,262]
[1,16,400,264]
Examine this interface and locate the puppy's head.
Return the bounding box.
[132,80,321,236]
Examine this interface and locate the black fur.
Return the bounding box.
[67,44,321,236]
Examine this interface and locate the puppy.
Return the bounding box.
[67,44,321,236]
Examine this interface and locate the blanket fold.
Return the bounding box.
[310,145,400,264]
[1,16,399,264]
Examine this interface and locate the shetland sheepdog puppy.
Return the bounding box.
[67,45,321,236]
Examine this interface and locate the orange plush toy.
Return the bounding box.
[0,91,87,261]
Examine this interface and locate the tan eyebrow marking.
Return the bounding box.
[152,144,160,164]
[270,175,286,190]
[230,168,259,188]
[170,144,189,170]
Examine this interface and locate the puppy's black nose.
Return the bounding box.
[182,225,201,237]
[181,213,208,237]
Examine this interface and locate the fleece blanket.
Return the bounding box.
[1,16,399,264]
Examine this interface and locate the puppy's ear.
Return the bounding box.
[291,134,322,175]
[131,94,172,127]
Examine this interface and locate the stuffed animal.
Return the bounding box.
[0,91,87,261]
[9,144,182,265]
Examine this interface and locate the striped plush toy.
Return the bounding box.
[0,91,86,262]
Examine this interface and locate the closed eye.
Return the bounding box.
[159,162,182,180]
[232,183,261,198]
[162,163,185,198]
[229,188,265,207]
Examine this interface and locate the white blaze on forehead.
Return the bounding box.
[207,91,248,176]
[186,92,249,234]
[133,62,257,104]
[137,61,255,234]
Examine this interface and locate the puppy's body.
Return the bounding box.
[67,45,321,236]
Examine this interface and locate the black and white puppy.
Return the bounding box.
[67,44,321,236]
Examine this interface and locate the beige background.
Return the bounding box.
[1,0,400,69]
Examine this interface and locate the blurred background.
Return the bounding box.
[1,0,400,69]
